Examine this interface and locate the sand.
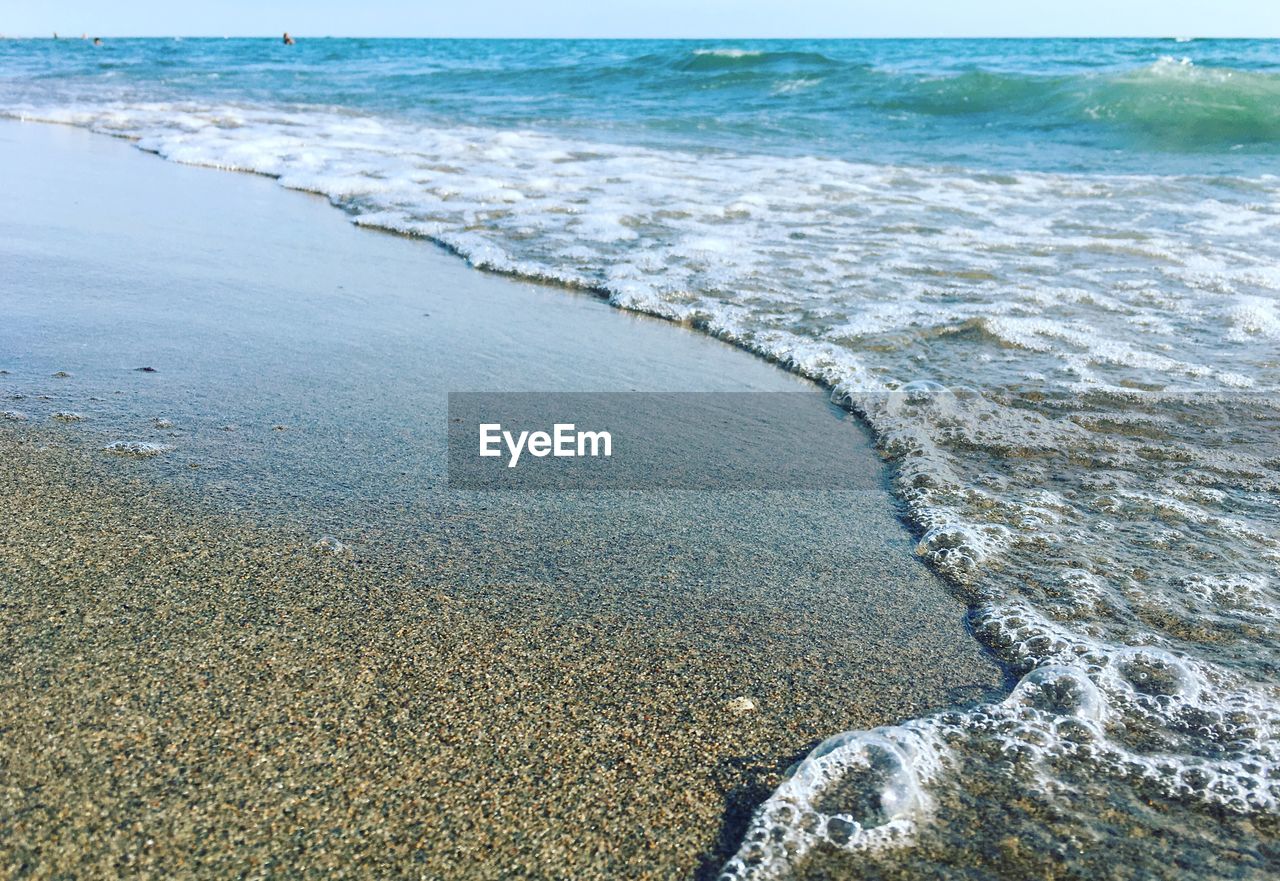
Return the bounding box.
[0,120,1003,879]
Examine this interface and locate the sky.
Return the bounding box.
[7,1,1280,39]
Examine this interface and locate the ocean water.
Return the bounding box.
[3,37,1279,877]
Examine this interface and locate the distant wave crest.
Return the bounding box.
[671,48,842,72]
[882,58,1280,148]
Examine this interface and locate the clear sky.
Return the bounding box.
[8,1,1280,39]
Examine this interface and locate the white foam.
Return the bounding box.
[102,440,173,457]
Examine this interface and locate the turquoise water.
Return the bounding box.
[3,38,1279,879]
[4,38,1280,170]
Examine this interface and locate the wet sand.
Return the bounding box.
[0,120,1002,878]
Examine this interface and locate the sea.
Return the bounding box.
[2,37,1278,878]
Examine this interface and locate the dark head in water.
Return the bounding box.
[282,32,295,45]
[92,37,102,46]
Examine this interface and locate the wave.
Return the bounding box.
[5,92,1280,878]
[638,54,1280,151]
[649,54,1280,151]
[877,58,1280,148]
[8,40,1280,160]
[1084,57,1280,146]
[671,48,842,72]
[621,52,1280,150]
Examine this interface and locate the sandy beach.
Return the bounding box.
[0,121,1001,878]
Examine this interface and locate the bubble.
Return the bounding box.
[1113,648,1200,700]
[722,726,939,879]
[800,732,927,826]
[898,379,952,399]
[102,440,172,457]
[1006,665,1106,722]
[916,523,1009,581]
[312,535,352,556]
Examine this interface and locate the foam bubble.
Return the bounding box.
[1006,665,1106,722]
[312,535,352,556]
[721,725,941,880]
[102,440,173,457]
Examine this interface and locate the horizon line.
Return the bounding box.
[9,34,1279,41]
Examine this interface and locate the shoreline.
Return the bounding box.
[7,113,866,389]
[0,119,1003,878]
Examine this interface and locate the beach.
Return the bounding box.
[3,35,1279,878]
[0,120,1001,878]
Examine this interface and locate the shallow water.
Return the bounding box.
[2,37,1279,878]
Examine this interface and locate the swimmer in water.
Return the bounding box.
[283,32,295,45]
[92,37,102,46]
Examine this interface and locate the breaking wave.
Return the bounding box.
[882,57,1280,149]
